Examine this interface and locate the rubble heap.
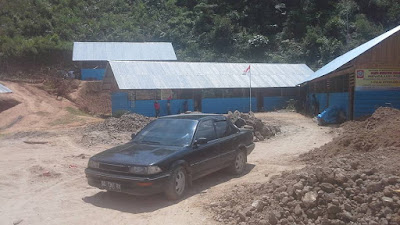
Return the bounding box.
[227,110,280,142]
[94,113,154,133]
[211,107,400,225]
[80,113,154,146]
[211,153,400,225]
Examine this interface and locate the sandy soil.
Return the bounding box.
[0,109,337,225]
[0,81,338,225]
[0,81,102,134]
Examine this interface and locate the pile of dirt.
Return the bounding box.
[90,113,154,133]
[68,81,111,115]
[303,107,400,161]
[210,150,400,225]
[227,110,280,142]
[80,113,154,146]
[210,107,400,225]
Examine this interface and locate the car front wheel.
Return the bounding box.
[228,150,247,175]
[165,166,187,200]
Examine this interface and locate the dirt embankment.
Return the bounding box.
[210,107,400,225]
[68,81,111,115]
[304,107,400,160]
[0,81,102,134]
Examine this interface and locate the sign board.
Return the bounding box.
[355,69,400,87]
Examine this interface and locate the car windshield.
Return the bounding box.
[133,119,198,147]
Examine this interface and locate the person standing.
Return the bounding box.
[183,100,188,112]
[166,95,172,115]
[154,101,160,118]
[167,99,171,115]
[311,94,319,116]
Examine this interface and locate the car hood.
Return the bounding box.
[91,142,185,166]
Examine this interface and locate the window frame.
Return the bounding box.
[193,119,218,143]
[215,119,235,138]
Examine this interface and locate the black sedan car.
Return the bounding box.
[85,114,255,200]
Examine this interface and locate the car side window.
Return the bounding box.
[215,120,228,138]
[195,120,217,141]
[226,122,239,136]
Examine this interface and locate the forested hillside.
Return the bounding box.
[0,0,399,71]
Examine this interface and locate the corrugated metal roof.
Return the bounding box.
[304,25,400,82]
[108,61,313,89]
[0,83,12,93]
[72,42,177,61]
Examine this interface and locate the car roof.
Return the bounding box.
[159,113,226,121]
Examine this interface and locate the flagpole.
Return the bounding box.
[249,66,252,112]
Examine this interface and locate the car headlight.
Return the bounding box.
[129,166,162,175]
[88,160,100,169]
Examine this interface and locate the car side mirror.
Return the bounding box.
[194,138,208,146]
[131,133,136,139]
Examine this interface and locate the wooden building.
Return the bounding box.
[301,25,400,119]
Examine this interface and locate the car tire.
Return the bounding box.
[228,150,247,175]
[165,166,187,200]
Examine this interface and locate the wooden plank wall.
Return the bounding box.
[354,31,400,68]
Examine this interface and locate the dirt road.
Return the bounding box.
[0,111,336,225]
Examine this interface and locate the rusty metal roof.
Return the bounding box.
[72,42,177,61]
[107,61,313,89]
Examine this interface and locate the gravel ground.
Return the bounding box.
[210,108,400,225]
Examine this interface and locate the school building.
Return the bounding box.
[102,61,313,117]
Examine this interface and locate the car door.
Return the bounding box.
[188,119,220,179]
[215,119,240,166]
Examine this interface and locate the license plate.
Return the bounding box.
[100,180,121,192]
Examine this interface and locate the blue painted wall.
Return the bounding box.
[307,90,400,119]
[316,93,328,112]
[354,89,400,118]
[202,98,257,113]
[263,96,293,111]
[111,92,194,117]
[308,93,328,113]
[328,92,349,117]
[112,92,130,113]
[81,69,106,80]
[307,92,349,117]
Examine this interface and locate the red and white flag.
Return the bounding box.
[242,65,250,75]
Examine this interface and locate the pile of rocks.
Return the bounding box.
[227,110,280,142]
[211,153,400,225]
[98,113,154,133]
[80,113,154,146]
[210,107,400,225]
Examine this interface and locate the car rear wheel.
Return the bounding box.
[165,166,187,200]
[228,150,247,175]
